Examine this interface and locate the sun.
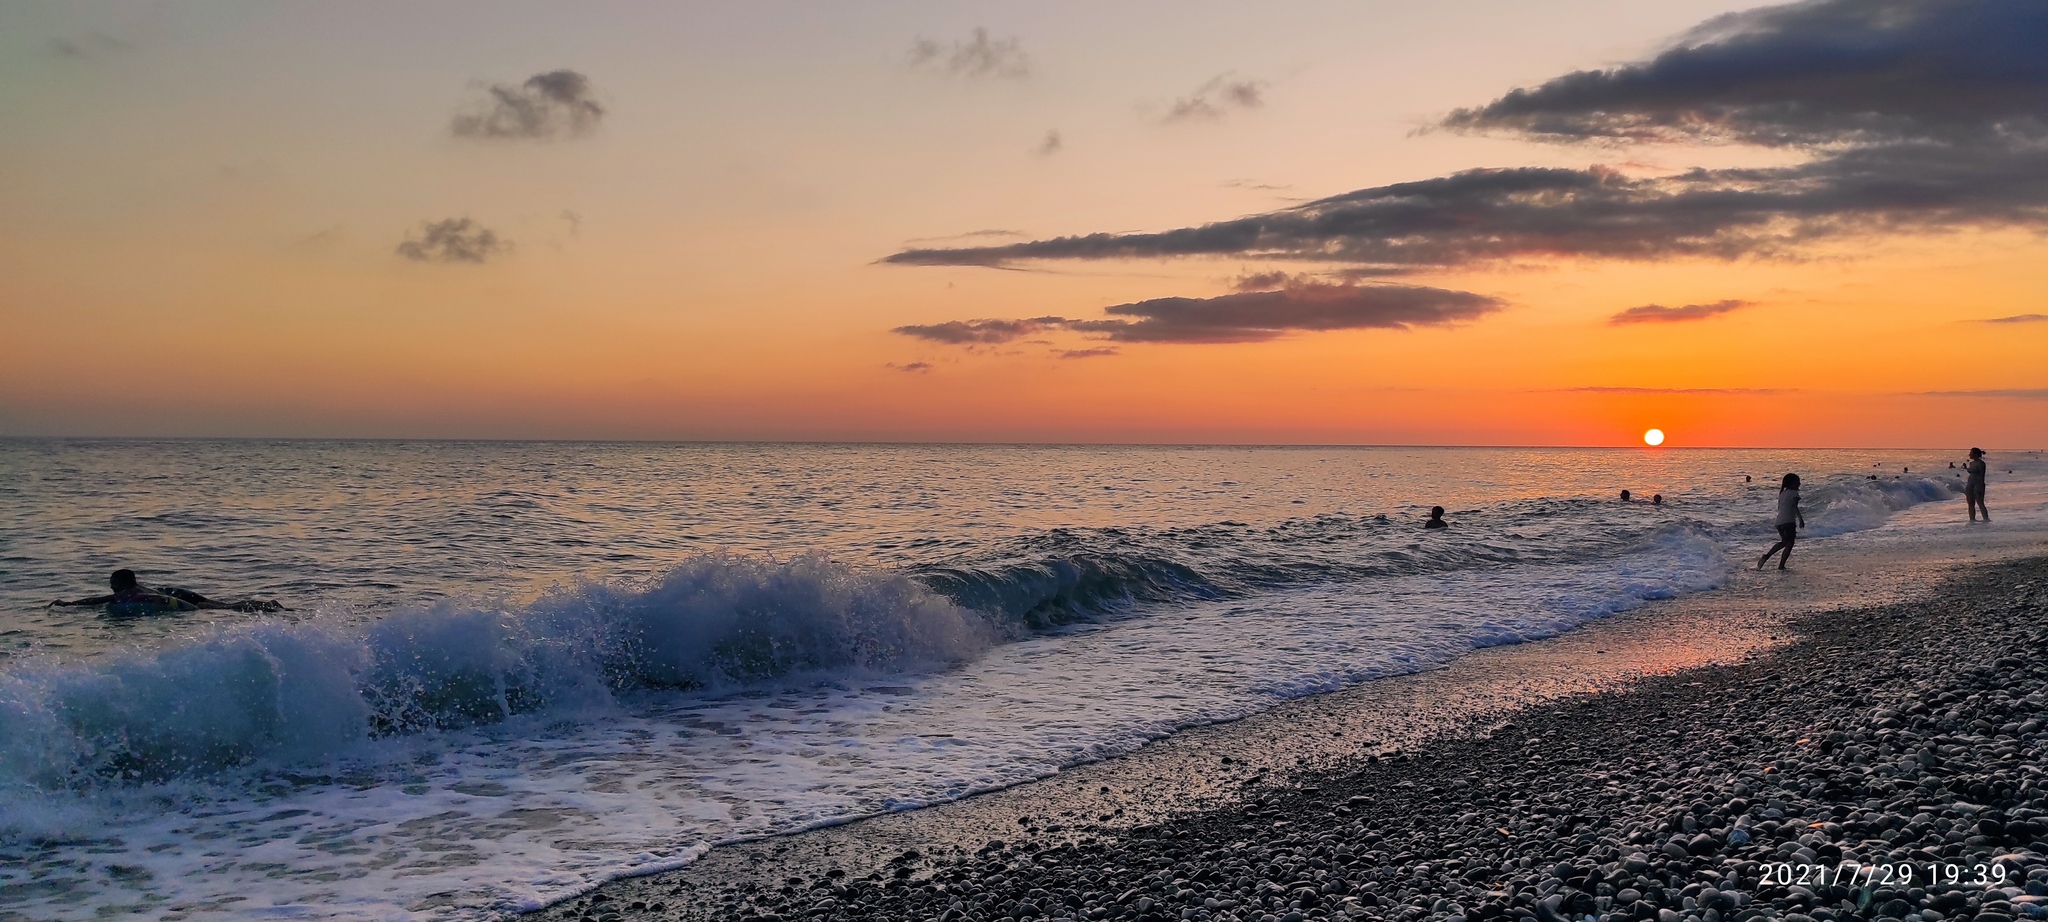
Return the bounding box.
[1644,428,1666,446]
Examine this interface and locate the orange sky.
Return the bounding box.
[3,0,2043,446]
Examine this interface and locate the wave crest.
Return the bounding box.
[0,554,992,793]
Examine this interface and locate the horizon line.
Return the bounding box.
[0,435,2036,452]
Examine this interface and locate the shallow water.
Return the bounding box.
[1,441,2042,920]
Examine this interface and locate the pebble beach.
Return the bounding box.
[538,554,2048,922]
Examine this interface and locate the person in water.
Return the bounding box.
[1424,506,1448,529]
[1619,489,1632,503]
[1756,474,1805,571]
[1651,494,1664,506]
[1965,447,1990,522]
[48,569,285,613]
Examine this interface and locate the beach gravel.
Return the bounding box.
[543,557,2048,922]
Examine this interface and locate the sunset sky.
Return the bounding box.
[3,0,2043,446]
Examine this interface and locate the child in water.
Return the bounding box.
[1424,506,1448,529]
[1756,474,1805,570]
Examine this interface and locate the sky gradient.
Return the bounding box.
[3,0,2043,446]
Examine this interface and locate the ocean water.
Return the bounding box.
[1,441,2041,921]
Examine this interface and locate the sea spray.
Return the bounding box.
[0,554,992,800]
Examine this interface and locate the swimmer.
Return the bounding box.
[49,569,286,613]
[1619,489,1632,503]
[1424,506,1448,529]
[1651,494,1663,506]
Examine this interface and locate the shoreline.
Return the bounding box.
[531,539,2048,922]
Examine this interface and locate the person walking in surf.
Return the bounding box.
[1757,474,1805,571]
[1964,447,1991,522]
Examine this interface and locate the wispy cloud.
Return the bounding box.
[452,70,605,141]
[1222,179,1292,191]
[50,32,135,58]
[1564,386,1792,395]
[1977,313,2048,324]
[1036,130,1063,156]
[893,283,1501,349]
[396,218,509,264]
[1918,388,2048,399]
[888,0,2048,272]
[893,317,1067,345]
[1164,74,1265,123]
[1234,270,1312,291]
[1610,299,1753,325]
[1057,348,1119,359]
[886,361,934,373]
[909,28,1029,80]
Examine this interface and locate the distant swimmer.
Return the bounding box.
[1744,475,1752,483]
[48,569,286,614]
[1619,489,1632,503]
[1424,506,1448,529]
[1756,474,1805,571]
[1965,448,1991,522]
[1651,494,1664,506]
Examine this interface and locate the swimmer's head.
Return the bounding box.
[1429,506,1445,518]
[1781,473,1800,490]
[110,569,138,591]
[1970,447,1984,458]
[1619,489,1631,502]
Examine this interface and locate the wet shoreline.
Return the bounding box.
[529,536,2048,922]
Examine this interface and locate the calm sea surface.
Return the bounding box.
[0,440,2036,920]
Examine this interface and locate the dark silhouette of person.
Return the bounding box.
[1619,489,1632,503]
[1757,474,1805,571]
[1651,494,1664,506]
[1424,506,1448,529]
[1744,475,1752,483]
[1965,448,1990,522]
[49,569,285,613]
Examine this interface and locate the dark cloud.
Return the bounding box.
[887,362,934,373]
[1079,284,1499,342]
[1165,75,1265,122]
[1564,386,1793,395]
[909,28,1029,80]
[1234,270,1310,291]
[888,147,2048,270]
[893,284,1500,348]
[1978,313,2048,323]
[396,218,509,264]
[886,0,2048,273]
[1918,388,2048,399]
[1440,0,2048,147]
[1610,299,1753,324]
[452,70,605,140]
[891,317,1066,345]
[1036,130,1063,156]
[1058,348,1120,359]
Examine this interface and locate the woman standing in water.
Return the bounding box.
[1757,473,1805,570]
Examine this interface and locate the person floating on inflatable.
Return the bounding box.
[48,569,287,614]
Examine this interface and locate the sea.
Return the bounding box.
[1,440,2043,921]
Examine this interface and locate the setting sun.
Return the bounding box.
[1644,428,1666,446]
